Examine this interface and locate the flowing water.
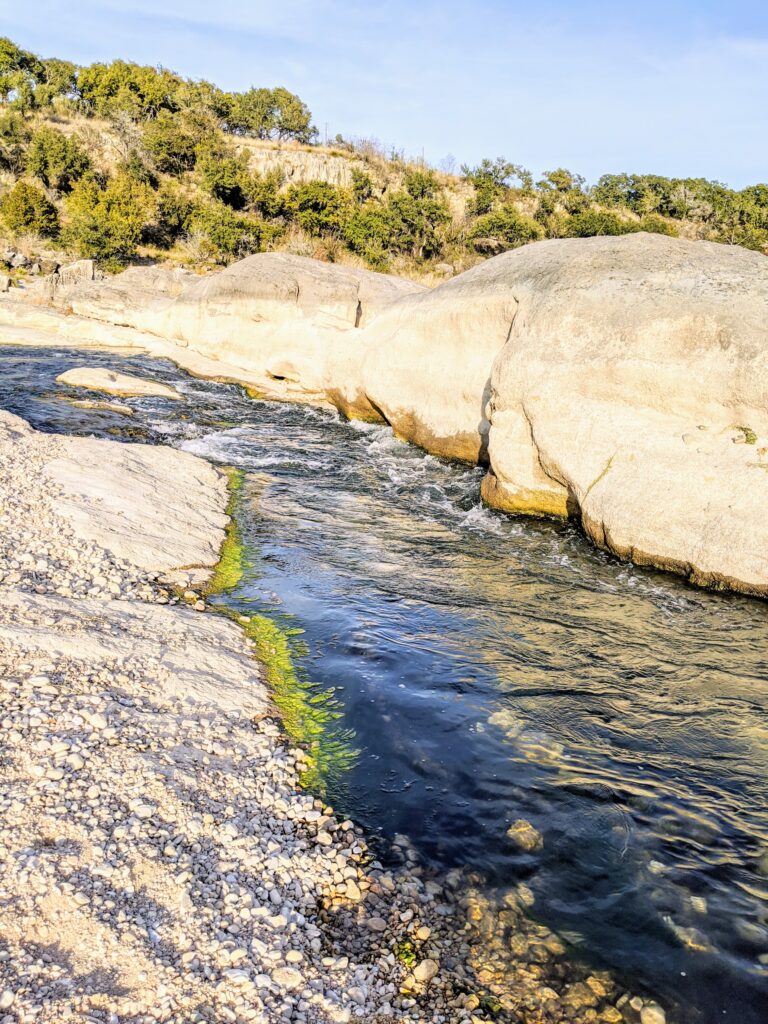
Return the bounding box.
[2,344,768,1023]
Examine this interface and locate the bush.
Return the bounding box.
[64,172,156,266]
[350,168,374,203]
[187,201,272,263]
[564,209,641,237]
[196,140,250,209]
[638,214,678,237]
[245,170,284,218]
[146,181,195,247]
[469,207,543,250]
[26,126,90,192]
[344,202,395,268]
[0,180,59,236]
[0,111,31,175]
[286,181,351,236]
[143,110,210,174]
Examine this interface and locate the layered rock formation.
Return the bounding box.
[2,233,767,596]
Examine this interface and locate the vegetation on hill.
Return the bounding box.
[1,36,767,277]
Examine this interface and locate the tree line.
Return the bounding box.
[1,36,766,273]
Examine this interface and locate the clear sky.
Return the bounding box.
[3,0,767,188]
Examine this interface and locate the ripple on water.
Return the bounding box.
[1,344,768,1023]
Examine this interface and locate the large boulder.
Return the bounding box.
[478,234,768,595]
[359,260,518,461]
[157,253,424,414]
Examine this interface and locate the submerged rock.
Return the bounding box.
[56,367,181,400]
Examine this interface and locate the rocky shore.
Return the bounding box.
[0,409,668,1024]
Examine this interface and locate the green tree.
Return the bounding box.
[469,206,543,250]
[537,168,586,193]
[76,60,182,119]
[0,180,59,236]
[35,58,78,108]
[143,110,212,174]
[0,37,44,109]
[188,201,271,263]
[286,181,351,236]
[462,157,533,214]
[64,171,156,265]
[272,87,317,142]
[25,126,90,192]
[196,139,250,209]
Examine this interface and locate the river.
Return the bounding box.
[2,343,767,1023]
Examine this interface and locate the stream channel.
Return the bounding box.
[2,343,767,1023]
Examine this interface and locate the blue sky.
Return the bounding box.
[3,1,767,187]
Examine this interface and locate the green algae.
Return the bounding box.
[204,467,246,596]
[205,467,356,793]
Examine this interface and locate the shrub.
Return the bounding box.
[0,111,31,175]
[350,168,374,203]
[143,110,210,174]
[0,180,59,236]
[188,201,272,263]
[286,181,351,236]
[344,202,395,268]
[638,214,678,237]
[469,207,543,249]
[196,140,250,209]
[147,181,196,247]
[245,170,285,218]
[64,172,156,266]
[564,209,641,237]
[25,126,90,192]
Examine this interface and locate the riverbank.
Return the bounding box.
[0,408,670,1023]
[2,232,768,602]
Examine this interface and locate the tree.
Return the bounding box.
[224,86,317,142]
[468,207,543,250]
[272,87,316,142]
[35,58,78,108]
[0,180,59,236]
[143,110,212,174]
[0,37,44,109]
[462,158,533,215]
[537,168,586,194]
[64,171,156,265]
[76,60,182,119]
[195,140,250,209]
[26,126,90,192]
[286,181,351,236]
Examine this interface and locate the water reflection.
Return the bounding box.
[1,344,767,1022]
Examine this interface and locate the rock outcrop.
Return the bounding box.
[477,235,768,595]
[2,234,768,596]
[56,367,182,401]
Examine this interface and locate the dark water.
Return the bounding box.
[2,344,768,1023]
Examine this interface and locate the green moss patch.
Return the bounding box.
[205,466,356,793]
[204,467,245,596]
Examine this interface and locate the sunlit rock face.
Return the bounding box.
[5,232,768,596]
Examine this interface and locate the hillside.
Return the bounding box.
[1,35,767,284]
